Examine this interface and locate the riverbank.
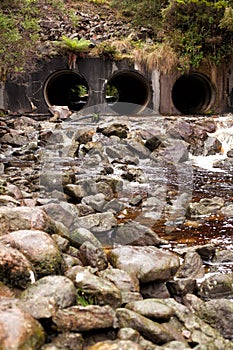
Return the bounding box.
[0,111,232,349]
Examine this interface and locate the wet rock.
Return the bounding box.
[0,298,45,350]
[75,212,117,233]
[116,308,174,344]
[185,294,233,340]
[82,193,107,211]
[42,332,84,350]
[64,183,88,201]
[159,139,189,163]
[76,203,95,216]
[87,340,144,350]
[0,194,20,206]
[127,139,151,159]
[204,136,222,156]
[1,130,29,146]
[160,340,191,349]
[227,149,233,157]
[0,281,15,298]
[145,135,161,152]
[98,268,140,292]
[212,248,233,266]
[126,299,175,322]
[40,169,74,192]
[105,144,135,160]
[69,227,103,249]
[196,244,216,261]
[63,253,83,269]
[188,197,225,217]
[109,246,180,283]
[140,282,170,299]
[103,198,125,213]
[96,181,114,200]
[175,251,205,279]
[219,203,233,217]
[96,176,123,193]
[121,167,148,183]
[167,278,197,298]
[115,221,166,246]
[197,272,233,299]
[79,241,108,270]
[0,242,35,288]
[0,230,64,276]
[67,266,122,308]
[0,206,56,234]
[42,201,80,229]
[164,298,233,349]
[97,123,129,138]
[19,275,76,319]
[52,233,70,252]
[117,327,141,342]
[53,305,115,332]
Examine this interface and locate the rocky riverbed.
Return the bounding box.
[0,110,232,349]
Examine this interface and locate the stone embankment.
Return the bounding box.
[0,112,232,349]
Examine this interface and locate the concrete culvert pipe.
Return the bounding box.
[172,73,214,114]
[106,70,150,114]
[44,70,89,111]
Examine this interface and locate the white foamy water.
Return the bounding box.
[189,115,233,172]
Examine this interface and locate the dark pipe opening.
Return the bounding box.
[106,70,150,114]
[172,73,214,114]
[44,70,89,111]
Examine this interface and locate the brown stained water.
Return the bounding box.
[116,164,233,250]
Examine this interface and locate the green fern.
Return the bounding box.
[56,36,91,54]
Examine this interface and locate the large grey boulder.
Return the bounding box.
[19,275,76,319]
[114,221,166,246]
[0,206,56,234]
[109,246,180,283]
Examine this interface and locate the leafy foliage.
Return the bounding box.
[54,36,91,55]
[110,0,169,35]
[0,0,73,79]
[161,0,233,71]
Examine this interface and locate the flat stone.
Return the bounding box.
[126,299,175,321]
[53,305,115,332]
[116,308,174,344]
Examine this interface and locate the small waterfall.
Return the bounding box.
[189,114,233,171]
